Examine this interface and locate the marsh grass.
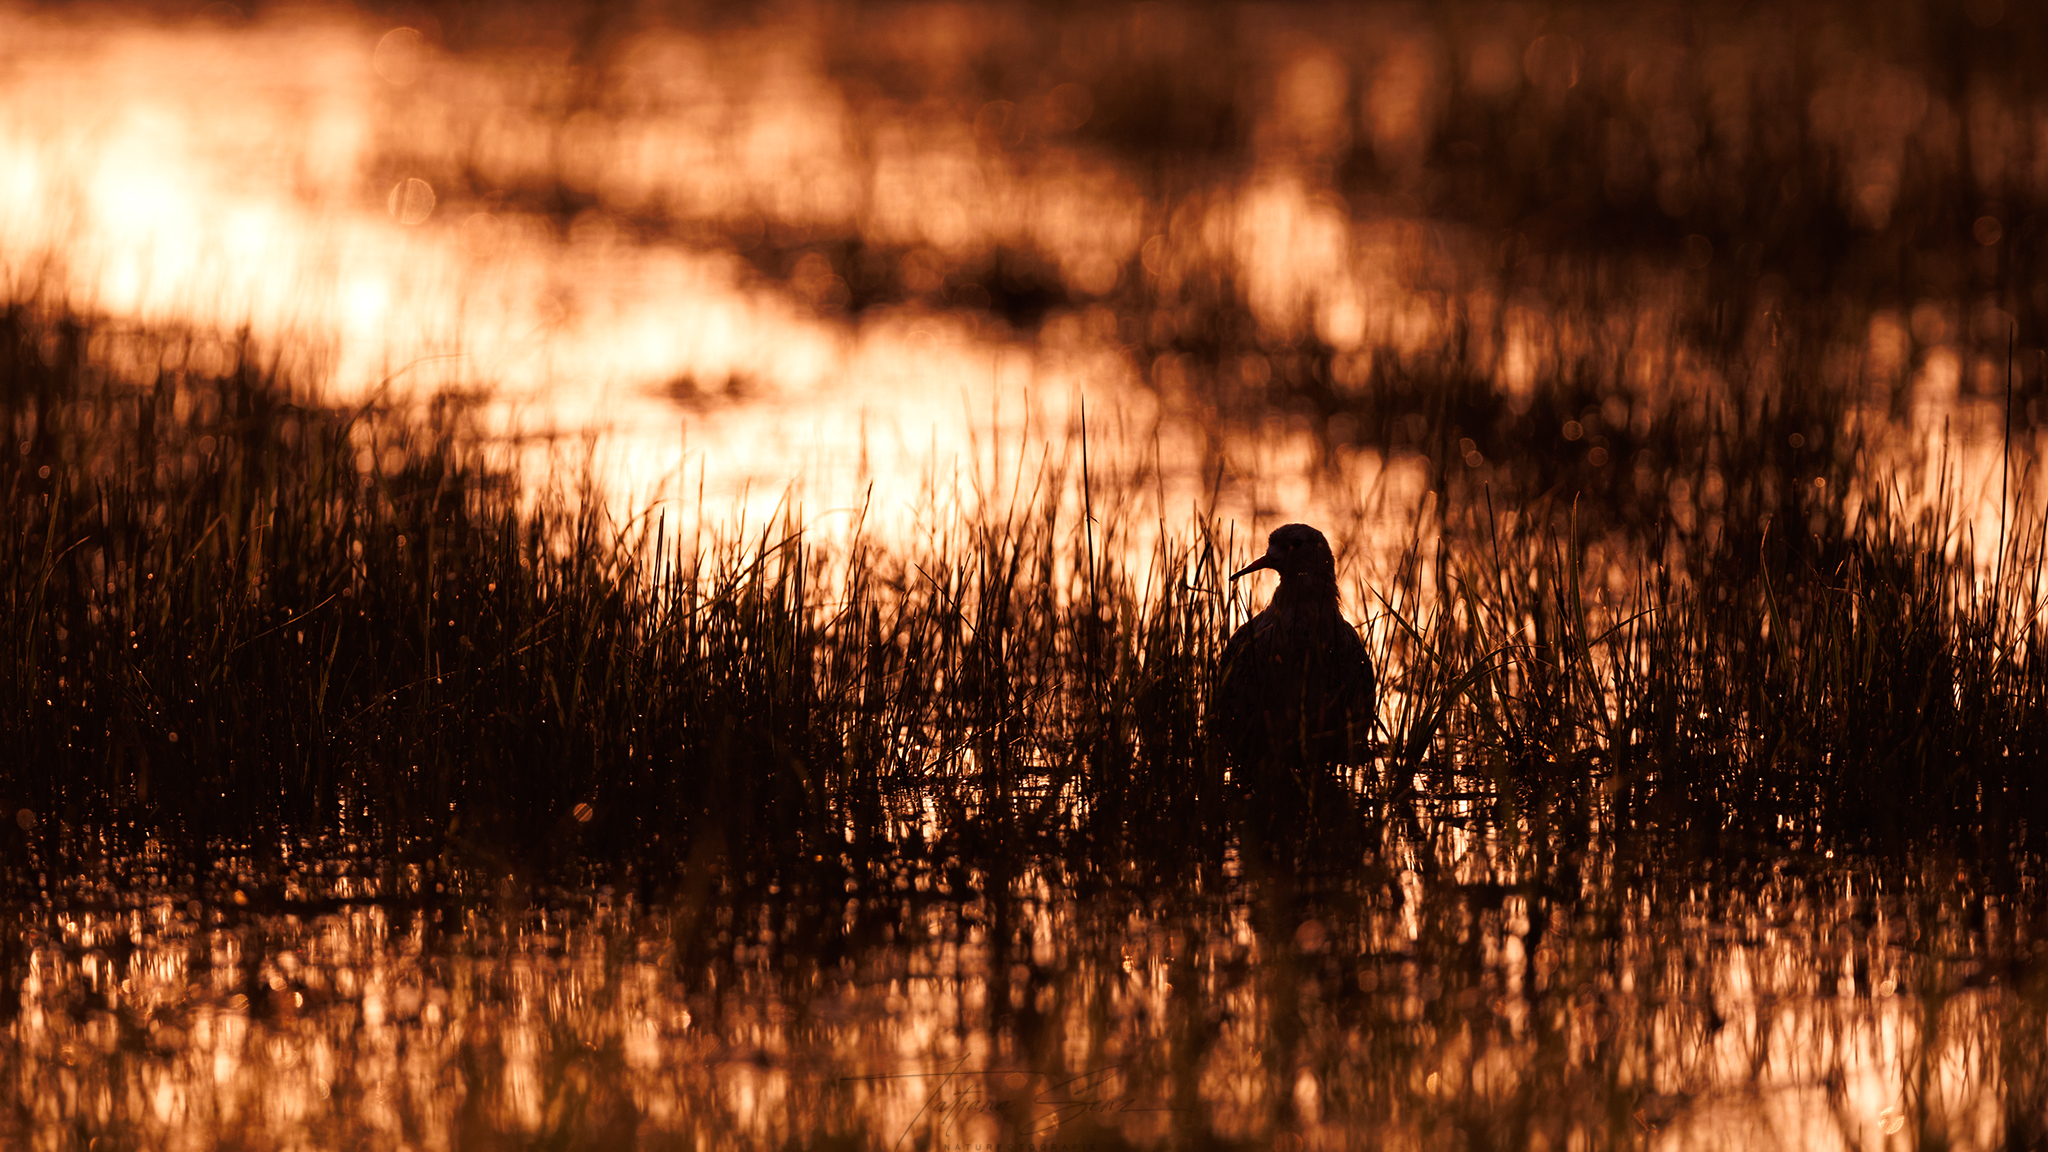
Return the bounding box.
[11,5,2048,1145]
[3,299,2046,894]
[0,304,1232,886]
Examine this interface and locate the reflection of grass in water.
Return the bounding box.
[4,301,2043,874]
[4,305,2048,1147]
[4,8,2048,1139]
[11,5,2048,1144]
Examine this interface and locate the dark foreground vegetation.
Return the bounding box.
[3,300,2044,891]
[11,1,2048,1145]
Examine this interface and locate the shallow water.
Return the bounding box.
[5,820,2037,1150]
[3,0,2036,537]
[6,1,2048,1148]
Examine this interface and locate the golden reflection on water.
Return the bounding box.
[7,2,2048,1145]
[0,4,1155,532]
[4,1,2035,552]
[4,840,2034,1149]
[0,6,1955,529]
[5,1,2035,559]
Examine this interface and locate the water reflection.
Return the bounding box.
[5,1,2035,542]
[5,830,2036,1149]
[7,1,2048,1147]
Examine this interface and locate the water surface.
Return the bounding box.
[4,2,2047,1148]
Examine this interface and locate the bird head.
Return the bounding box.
[1231,523,1338,584]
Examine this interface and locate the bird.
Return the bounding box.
[1213,523,1376,796]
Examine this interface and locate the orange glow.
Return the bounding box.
[4,1,2029,570]
[8,4,2048,1144]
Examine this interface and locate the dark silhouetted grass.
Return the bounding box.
[3,300,2045,891]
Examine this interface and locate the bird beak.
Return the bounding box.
[1230,554,1275,580]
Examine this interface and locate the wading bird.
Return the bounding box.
[1214,524,1376,794]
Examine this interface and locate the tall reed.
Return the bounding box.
[4,302,2044,885]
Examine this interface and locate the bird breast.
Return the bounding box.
[1216,601,1373,757]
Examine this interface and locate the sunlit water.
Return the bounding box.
[6,2,2031,542]
[6,829,2034,1150]
[6,1,2048,1147]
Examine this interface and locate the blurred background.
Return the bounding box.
[9,5,2048,1149]
[5,0,2042,547]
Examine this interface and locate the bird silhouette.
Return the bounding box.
[1213,524,1376,795]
